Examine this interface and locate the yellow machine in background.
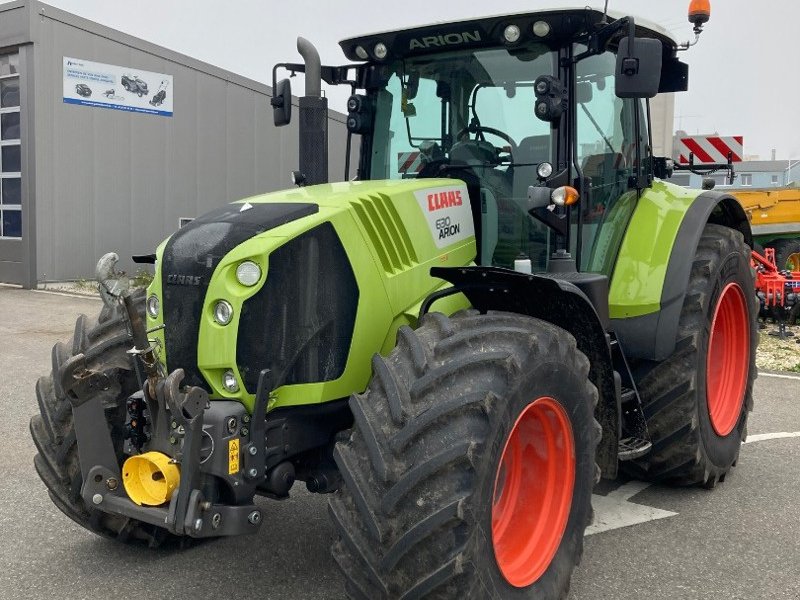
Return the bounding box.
[733,184,800,269]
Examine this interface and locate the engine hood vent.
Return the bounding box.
[350,193,418,275]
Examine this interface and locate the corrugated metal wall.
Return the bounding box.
[33,8,350,281]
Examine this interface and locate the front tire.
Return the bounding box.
[625,224,757,487]
[329,311,600,599]
[30,291,178,547]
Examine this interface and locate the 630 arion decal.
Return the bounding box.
[414,184,475,248]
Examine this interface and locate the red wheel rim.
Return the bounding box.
[706,282,750,436]
[491,396,575,588]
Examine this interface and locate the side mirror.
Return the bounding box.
[271,78,292,127]
[615,37,662,99]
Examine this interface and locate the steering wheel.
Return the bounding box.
[455,125,519,156]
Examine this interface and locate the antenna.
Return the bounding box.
[602,0,610,23]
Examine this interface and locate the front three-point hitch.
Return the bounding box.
[60,254,272,537]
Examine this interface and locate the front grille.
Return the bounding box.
[160,202,318,389]
[236,223,359,393]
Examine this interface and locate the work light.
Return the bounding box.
[213,300,233,325]
[503,25,521,43]
[532,21,551,37]
[236,261,261,287]
[146,294,159,318]
[374,42,388,60]
[222,369,239,393]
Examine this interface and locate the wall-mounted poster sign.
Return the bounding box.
[63,57,173,117]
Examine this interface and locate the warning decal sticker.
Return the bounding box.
[413,184,475,248]
[228,438,240,475]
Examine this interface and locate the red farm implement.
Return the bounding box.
[753,247,800,339]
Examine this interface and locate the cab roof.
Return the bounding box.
[339,7,680,62]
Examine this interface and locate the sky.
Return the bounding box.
[15,0,800,160]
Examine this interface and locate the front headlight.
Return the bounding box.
[236,261,261,287]
[222,369,239,393]
[213,300,233,325]
[146,294,160,318]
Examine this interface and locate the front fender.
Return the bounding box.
[430,266,620,479]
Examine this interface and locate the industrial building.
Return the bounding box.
[0,0,351,287]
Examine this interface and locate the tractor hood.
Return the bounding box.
[148,179,477,408]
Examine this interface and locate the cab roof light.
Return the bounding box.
[679,0,711,50]
[688,0,711,26]
[503,24,521,44]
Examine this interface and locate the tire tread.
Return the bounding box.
[330,311,599,599]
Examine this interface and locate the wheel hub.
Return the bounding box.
[706,282,749,436]
[491,396,575,588]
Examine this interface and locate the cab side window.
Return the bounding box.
[575,51,643,274]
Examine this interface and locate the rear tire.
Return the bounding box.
[329,311,600,599]
[30,290,178,547]
[624,224,757,487]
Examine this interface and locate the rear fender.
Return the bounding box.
[430,266,619,479]
[610,184,752,361]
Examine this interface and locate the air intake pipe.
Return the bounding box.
[297,37,328,185]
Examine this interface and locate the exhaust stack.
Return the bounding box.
[297,37,328,185]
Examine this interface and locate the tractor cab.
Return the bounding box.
[275,8,688,274]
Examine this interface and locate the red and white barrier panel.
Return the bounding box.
[398,151,423,174]
[677,135,743,164]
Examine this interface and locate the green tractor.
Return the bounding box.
[31,4,756,598]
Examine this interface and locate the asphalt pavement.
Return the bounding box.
[2,285,799,599]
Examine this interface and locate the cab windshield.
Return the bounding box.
[370,45,556,268]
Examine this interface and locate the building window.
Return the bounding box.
[740,173,752,186]
[0,52,21,239]
[772,175,779,186]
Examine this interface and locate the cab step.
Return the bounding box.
[617,437,652,461]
